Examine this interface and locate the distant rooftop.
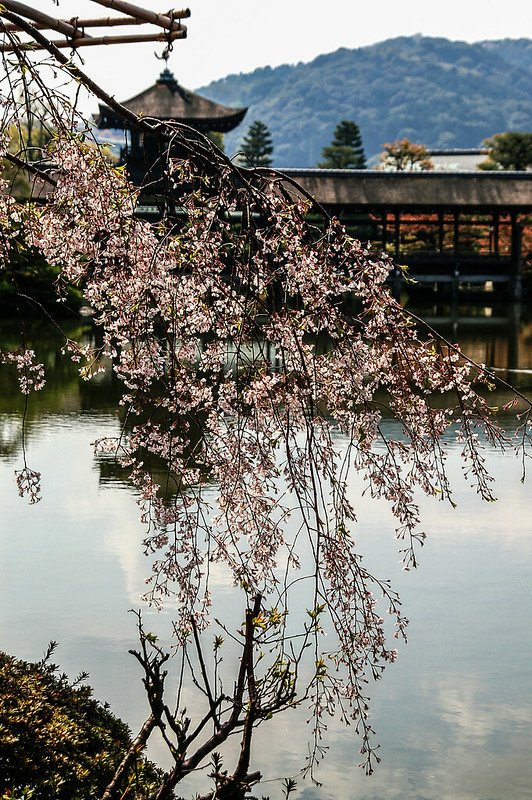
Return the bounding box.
[281,169,532,210]
[96,68,247,133]
[428,148,488,156]
[427,148,489,171]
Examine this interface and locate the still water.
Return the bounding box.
[1,306,531,800]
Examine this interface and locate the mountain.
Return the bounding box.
[196,36,532,168]
[479,38,532,73]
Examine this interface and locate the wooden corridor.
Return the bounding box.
[283,170,532,298]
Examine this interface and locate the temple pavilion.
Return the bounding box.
[96,68,247,184]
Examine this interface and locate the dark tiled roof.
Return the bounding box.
[96,69,247,132]
[281,170,532,210]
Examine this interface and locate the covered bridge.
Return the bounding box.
[282,169,532,297]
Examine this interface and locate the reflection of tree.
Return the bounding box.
[0,416,23,459]
[0,318,122,459]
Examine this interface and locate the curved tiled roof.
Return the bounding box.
[96,68,247,133]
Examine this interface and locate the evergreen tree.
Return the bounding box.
[479,131,532,171]
[318,120,367,169]
[239,120,273,167]
[206,130,225,152]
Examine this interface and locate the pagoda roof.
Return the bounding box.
[96,68,247,133]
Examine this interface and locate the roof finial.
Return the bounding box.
[154,43,171,66]
[154,40,177,86]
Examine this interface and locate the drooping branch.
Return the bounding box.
[2,152,57,187]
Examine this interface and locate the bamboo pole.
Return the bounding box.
[72,8,191,25]
[0,0,88,39]
[2,17,142,32]
[0,29,187,52]
[2,10,191,32]
[88,0,180,31]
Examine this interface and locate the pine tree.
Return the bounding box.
[318,120,366,169]
[479,131,532,171]
[239,120,273,167]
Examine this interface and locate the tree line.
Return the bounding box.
[200,36,532,168]
[235,119,532,171]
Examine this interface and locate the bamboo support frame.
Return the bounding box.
[89,0,182,31]
[0,0,88,39]
[0,29,187,52]
[3,11,190,33]
[0,1,190,52]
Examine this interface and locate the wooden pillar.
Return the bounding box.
[438,211,444,253]
[394,210,401,259]
[390,209,402,299]
[453,211,460,255]
[381,211,387,253]
[452,211,460,290]
[510,212,523,301]
[493,211,500,256]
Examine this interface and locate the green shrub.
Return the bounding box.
[0,646,164,800]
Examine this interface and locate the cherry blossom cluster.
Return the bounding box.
[14,466,41,504]
[1,348,46,394]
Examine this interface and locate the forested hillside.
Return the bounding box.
[197,36,532,167]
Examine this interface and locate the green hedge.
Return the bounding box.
[0,647,164,800]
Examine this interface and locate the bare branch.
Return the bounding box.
[101,714,158,800]
[191,617,221,732]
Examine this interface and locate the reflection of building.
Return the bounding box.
[95,68,247,185]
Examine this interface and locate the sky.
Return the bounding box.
[16,0,532,109]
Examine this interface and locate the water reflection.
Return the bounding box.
[0,310,531,799]
[407,300,532,390]
[0,317,123,457]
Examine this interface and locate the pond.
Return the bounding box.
[1,304,531,800]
